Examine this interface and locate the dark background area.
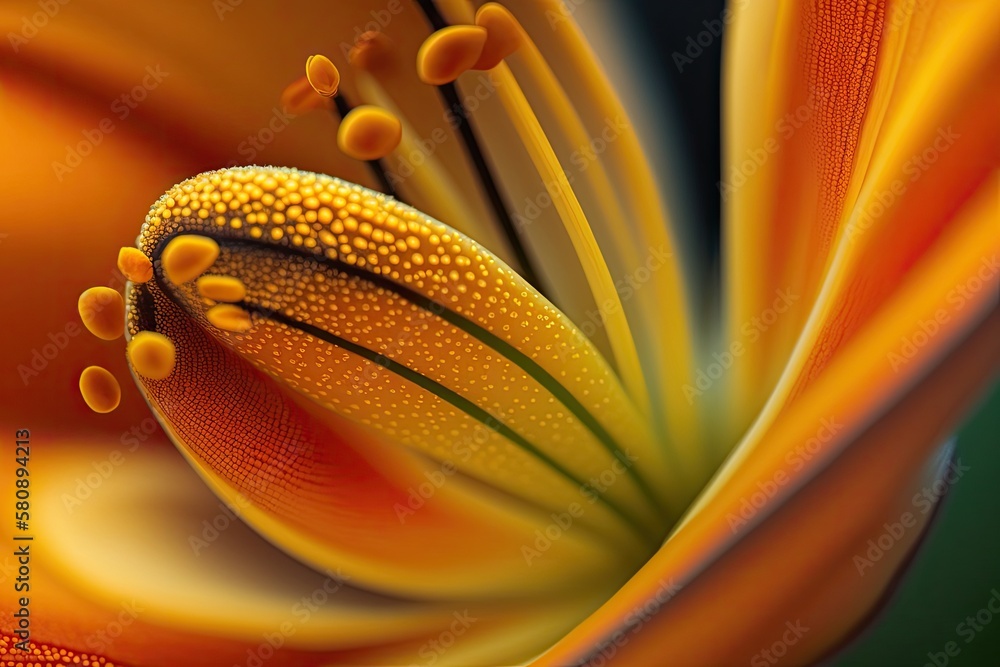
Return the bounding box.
[619,1,1000,664]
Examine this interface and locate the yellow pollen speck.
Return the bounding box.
[78,287,125,340]
[207,304,253,333]
[79,366,121,414]
[337,106,402,161]
[127,331,176,380]
[417,26,488,85]
[161,235,219,284]
[116,247,153,283]
[197,275,247,302]
[305,54,341,97]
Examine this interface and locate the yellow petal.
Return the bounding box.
[122,166,679,599]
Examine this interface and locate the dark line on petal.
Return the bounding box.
[147,199,666,522]
[237,299,653,543]
[207,234,665,517]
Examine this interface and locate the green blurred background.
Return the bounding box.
[831,387,1000,666]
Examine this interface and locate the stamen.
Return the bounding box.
[305,54,341,97]
[337,105,403,161]
[161,235,220,284]
[412,0,547,295]
[117,246,153,283]
[490,63,650,414]
[353,72,495,246]
[417,26,488,85]
[197,275,247,303]
[279,75,329,115]
[473,3,522,70]
[127,331,176,380]
[78,286,125,340]
[79,365,121,413]
[206,303,253,333]
[306,54,402,202]
[528,5,699,452]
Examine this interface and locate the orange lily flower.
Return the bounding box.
[0,1,997,666]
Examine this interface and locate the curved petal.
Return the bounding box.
[0,437,609,667]
[721,0,1000,437]
[120,166,682,600]
[533,299,999,666]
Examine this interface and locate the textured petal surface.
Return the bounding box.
[123,166,675,599]
[721,0,1000,438]
[533,301,999,666]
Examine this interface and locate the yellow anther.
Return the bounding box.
[206,304,253,333]
[474,3,523,70]
[161,235,219,284]
[417,26,488,85]
[127,331,176,380]
[197,275,247,302]
[78,287,125,340]
[337,106,402,161]
[305,54,341,97]
[79,366,121,414]
[117,247,153,283]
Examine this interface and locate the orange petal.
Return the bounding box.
[533,303,1000,667]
